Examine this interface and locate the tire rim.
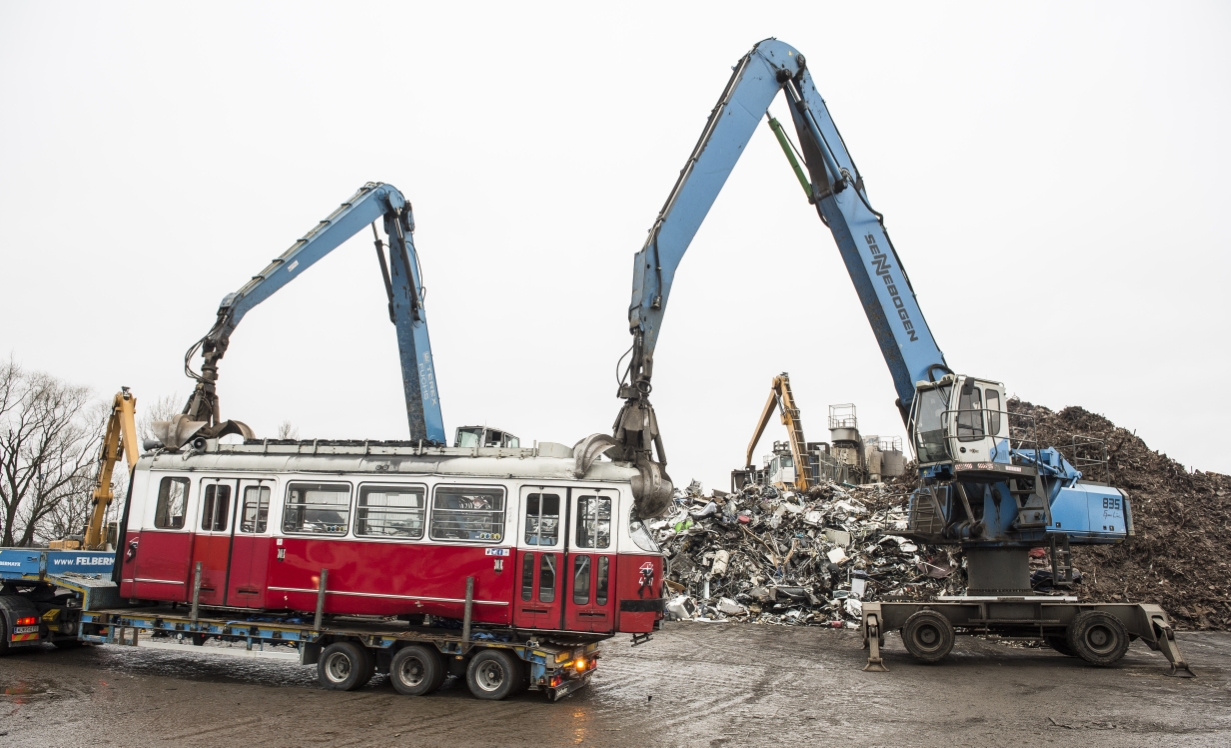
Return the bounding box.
[913,622,944,653]
[1084,624,1117,655]
[475,660,506,692]
[324,651,353,683]
[398,656,426,687]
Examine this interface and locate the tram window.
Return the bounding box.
[524,492,560,546]
[200,484,231,532]
[628,511,661,553]
[573,555,591,604]
[985,388,1002,436]
[356,484,425,538]
[575,495,611,549]
[956,381,985,442]
[521,553,534,601]
[596,557,609,606]
[539,554,556,603]
[154,477,189,529]
[241,486,270,533]
[430,486,505,542]
[283,482,352,536]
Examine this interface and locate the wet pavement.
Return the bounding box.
[2,624,1229,747]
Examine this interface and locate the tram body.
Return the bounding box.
[116,440,665,635]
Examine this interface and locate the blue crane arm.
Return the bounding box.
[623,38,948,415]
[182,182,445,444]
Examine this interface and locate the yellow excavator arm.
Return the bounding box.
[744,374,811,493]
[83,389,139,549]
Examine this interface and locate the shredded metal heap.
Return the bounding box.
[660,400,1229,630]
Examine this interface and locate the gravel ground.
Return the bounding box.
[2,623,1228,747]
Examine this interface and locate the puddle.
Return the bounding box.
[3,685,47,696]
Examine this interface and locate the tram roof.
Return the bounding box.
[136,438,638,483]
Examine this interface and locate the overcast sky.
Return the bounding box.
[2,2,1228,490]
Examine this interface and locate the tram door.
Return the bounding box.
[226,479,273,608]
[563,489,618,633]
[514,486,565,629]
[189,477,237,606]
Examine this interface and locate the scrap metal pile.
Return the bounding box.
[654,479,961,627]
[658,400,1231,630]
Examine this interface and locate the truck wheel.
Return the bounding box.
[0,612,9,656]
[1045,635,1078,657]
[389,645,445,696]
[317,641,375,691]
[902,610,955,663]
[1067,611,1130,667]
[465,648,521,700]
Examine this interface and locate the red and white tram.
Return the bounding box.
[115,439,665,636]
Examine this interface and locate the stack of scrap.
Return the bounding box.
[656,479,960,626]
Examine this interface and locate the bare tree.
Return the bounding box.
[138,392,182,442]
[0,359,100,546]
[277,421,300,440]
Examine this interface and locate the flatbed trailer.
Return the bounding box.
[860,597,1195,677]
[0,549,604,701]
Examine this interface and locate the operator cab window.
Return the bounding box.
[524,492,560,546]
[430,486,505,542]
[282,482,352,535]
[956,381,985,442]
[984,388,1002,436]
[154,477,189,529]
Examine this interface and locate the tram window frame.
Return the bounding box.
[429,485,506,543]
[282,482,353,536]
[154,477,189,529]
[240,485,271,533]
[200,483,231,532]
[355,483,426,539]
[575,494,612,549]
[524,492,561,546]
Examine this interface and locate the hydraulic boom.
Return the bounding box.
[171,182,444,448]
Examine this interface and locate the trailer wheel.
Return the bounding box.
[902,610,955,663]
[389,645,445,696]
[1067,611,1130,667]
[465,648,521,700]
[1045,635,1078,657]
[318,641,375,691]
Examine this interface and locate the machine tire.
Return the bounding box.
[1067,611,1130,667]
[902,610,956,663]
[317,641,375,691]
[389,645,446,696]
[465,648,521,700]
[1045,635,1078,657]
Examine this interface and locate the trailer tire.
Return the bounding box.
[902,610,955,663]
[465,648,520,700]
[389,645,445,696]
[318,641,375,691]
[1045,635,1078,657]
[1067,611,1129,667]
